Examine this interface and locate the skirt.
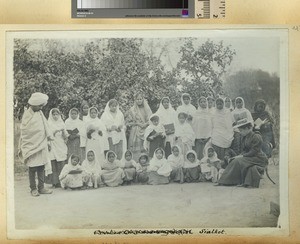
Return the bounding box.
[101,168,125,187]
[218,156,268,188]
[67,137,85,162]
[148,171,169,185]
[60,173,84,189]
[194,138,210,160]
[45,160,65,186]
[136,171,149,184]
[123,167,136,182]
[183,166,201,183]
[170,167,184,183]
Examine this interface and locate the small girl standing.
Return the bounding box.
[200,147,223,183]
[174,112,195,157]
[65,108,86,162]
[167,145,184,183]
[85,107,108,165]
[45,108,68,188]
[192,96,213,160]
[136,154,150,184]
[155,97,177,158]
[81,150,102,188]
[183,150,201,183]
[119,150,137,184]
[176,93,196,122]
[147,148,172,185]
[101,99,126,160]
[59,155,85,190]
[144,115,166,158]
[101,151,125,187]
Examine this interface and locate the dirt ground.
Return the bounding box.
[13,164,279,230]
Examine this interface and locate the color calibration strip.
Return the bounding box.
[72,0,225,18]
[77,0,189,9]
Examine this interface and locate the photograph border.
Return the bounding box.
[5,25,289,240]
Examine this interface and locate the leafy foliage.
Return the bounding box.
[176,39,236,106]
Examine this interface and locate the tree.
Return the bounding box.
[177,38,236,106]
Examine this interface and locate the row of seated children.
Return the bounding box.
[58,145,227,189]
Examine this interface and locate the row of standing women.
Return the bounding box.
[45,93,275,189]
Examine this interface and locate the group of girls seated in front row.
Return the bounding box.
[57,145,224,189]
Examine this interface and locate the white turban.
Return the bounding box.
[28,92,49,106]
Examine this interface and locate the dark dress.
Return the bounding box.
[218,131,268,188]
[147,131,165,158]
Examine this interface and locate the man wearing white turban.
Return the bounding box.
[19,92,53,197]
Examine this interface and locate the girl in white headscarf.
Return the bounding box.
[144,114,166,158]
[176,93,196,122]
[174,112,195,157]
[147,148,172,185]
[200,146,223,183]
[81,150,102,188]
[45,108,68,188]
[155,97,177,158]
[101,151,125,187]
[192,96,213,160]
[231,97,254,154]
[183,150,201,183]
[211,98,234,160]
[101,99,126,160]
[167,145,184,183]
[85,107,108,166]
[119,150,138,184]
[59,155,85,189]
[65,108,86,162]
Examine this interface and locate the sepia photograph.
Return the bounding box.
[5,28,289,238]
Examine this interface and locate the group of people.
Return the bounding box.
[19,92,275,197]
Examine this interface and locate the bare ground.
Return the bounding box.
[13,164,279,230]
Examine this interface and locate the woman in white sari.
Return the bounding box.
[176,93,196,122]
[45,108,68,187]
[101,99,126,160]
[211,98,234,160]
[65,108,86,162]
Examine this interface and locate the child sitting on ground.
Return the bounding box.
[200,147,224,183]
[147,148,172,185]
[59,155,85,190]
[136,154,150,184]
[101,151,125,187]
[183,150,201,183]
[119,150,137,185]
[81,150,102,189]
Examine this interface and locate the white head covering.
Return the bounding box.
[155,97,177,125]
[149,148,172,176]
[143,114,166,151]
[177,93,196,117]
[81,149,102,174]
[28,92,48,106]
[232,97,254,125]
[224,97,234,110]
[183,150,200,169]
[101,99,126,150]
[48,108,65,132]
[167,145,184,169]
